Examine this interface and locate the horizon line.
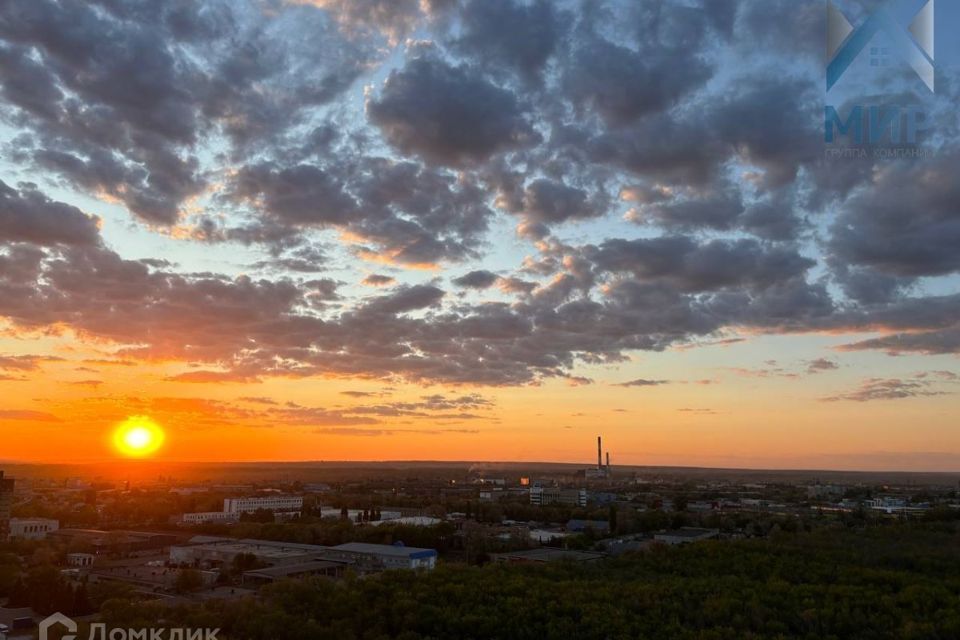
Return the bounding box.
[3,458,960,476]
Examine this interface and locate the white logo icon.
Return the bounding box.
[39,613,78,640]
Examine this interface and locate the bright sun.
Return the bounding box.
[113,416,165,458]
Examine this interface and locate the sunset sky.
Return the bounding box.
[1,0,959,470]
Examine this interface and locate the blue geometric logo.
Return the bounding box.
[827,0,935,92]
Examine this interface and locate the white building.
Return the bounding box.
[181,511,239,525]
[67,552,95,567]
[318,508,402,522]
[325,543,437,571]
[9,517,59,540]
[223,496,303,514]
[529,486,587,507]
[369,516,442,527]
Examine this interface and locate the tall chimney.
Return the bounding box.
[606,452,610,470]
[597,436,602,469]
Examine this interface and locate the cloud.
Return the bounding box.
[315,427,479,437]
[614,378,670,388]
[0,410,61,422]
[290,0,437,43]
[0,0,957,394]
[0,354,58,371]
[68,379,103,387]
[838,327,960,356]
[0,180,101,246]
[828,154,960,279]
[362,285,445,315]
[564,33,711,126]
[362,274,397,287]
[165,370,262,384]
[806,358,839,374]
[454,0,568,81]
[589,236,815,293]
[0,0,372,224]
[367,56,537,166]
[452,270,499,290]
[822,377,950,403]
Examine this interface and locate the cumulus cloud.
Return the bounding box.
[806,358,839,374]
[0,0,956,393]
[362,274,397,287]
[589,237,815,293]
[454,0,568,81]
[452,270,499,289]
[367,56,537,166]
[0,180,101,245]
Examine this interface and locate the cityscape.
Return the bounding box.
[2,448,960,638]
[2,0,960,637]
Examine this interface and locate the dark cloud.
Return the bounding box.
[228,157,493,265]
[452,270,499,290]
[0,0,371,225]
[0,180,100,246]
[361,274,397,287]
[828,154,960,279]
[521,179,603,225]
[231,163,356,226]
[838,328,960,356]
[564,34,711,126]
[806,358,839,374]
[367,56,538,166]
[454,0,568,81]
[589,237,815,293]
[614,378,670,388]
[0,0,956,391]
[362,285,446,315]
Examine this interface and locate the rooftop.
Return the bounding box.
[492,548,606,563]
[332,542,437,559]
[243,560,344,579]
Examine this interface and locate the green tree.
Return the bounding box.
[173,568,204,593]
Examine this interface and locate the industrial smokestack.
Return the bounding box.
[606,452,610,470]
[597,436,602,469]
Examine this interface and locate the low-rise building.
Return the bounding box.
[223,496,303,514]
[66,553,95,567]
[324,542,437,571]
[170,538,325,567]
[241,560,344,587]
[9,518,59,540]
[565,519,610,534]
[48,529,180,554]
[654,528,720,545]
[180,511,239,525]
[529,486,587,507]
